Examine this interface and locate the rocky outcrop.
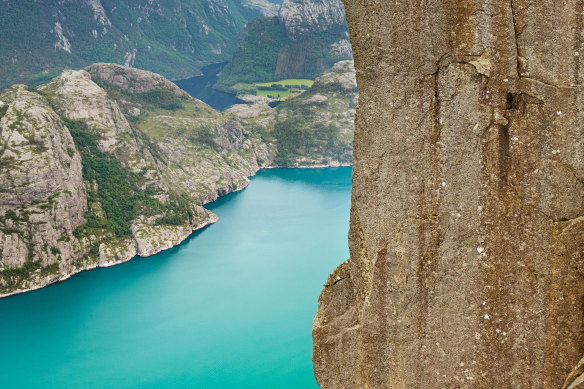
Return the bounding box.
[0,64,273,297]
[278,0,347,37]
[218,0,351,86]
[0,85,87,293]
[1,60,354,297]
[314,1,584,388]
[242,0,279,16]
[86,63,188,96]
[231,60,356,167]
[276,0,352,78]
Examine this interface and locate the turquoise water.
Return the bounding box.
[0,168,351,389]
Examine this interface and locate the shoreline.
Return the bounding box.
[0,164,352,299]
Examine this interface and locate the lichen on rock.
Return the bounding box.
[313,1,584,388]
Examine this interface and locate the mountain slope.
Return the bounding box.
[0,64,271,296]
[228,60,356,167]
[0,0,267,89]
[218,0,351,87]
[0,62,353,297]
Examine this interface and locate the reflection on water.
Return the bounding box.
[174,62,244,111]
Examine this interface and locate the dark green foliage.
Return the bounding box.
[0,104,8,119]
[272,94,352,167]
[218,16,352,87]
[40,263,60,277]
[155,193,194,226]
[218,17,289,87]
[257,85,288,91]
[133,89,184,110]
[0,259,42,288]
[28,136,48,153]
[272,119,306,166]
[66,118,142,237]
[94,80,186,112]
[2,209,29,223]
[0,156,16,169]
[88,243,100,258]
[0,0,263,88]
[65,117,195,237]
[50,247,61,255]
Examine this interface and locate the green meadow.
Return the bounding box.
[232,79,315,100]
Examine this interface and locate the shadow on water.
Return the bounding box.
[174,62,244,111]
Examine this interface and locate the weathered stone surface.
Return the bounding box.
[279,0,347,37]
[314,1,584,388]
[565,356,584,389]
[1,61,355,297]
[0,85,88,294]
[86,63,188,97]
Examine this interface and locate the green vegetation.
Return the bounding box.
[255,79,314,87]
[155,193,195,226]
[40,263,60,277]
[0,259,42,289]
[66,118,144,237]
[0,104,8,119]
[218,17,289,87]
[268,77,354,167]
[231,79,314,100]
[0,0,263,88]
[132,90,185,111]
[218,16,351,88]
[65,117,195,236]
[93,80,187,112]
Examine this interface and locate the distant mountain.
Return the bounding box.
[0,0,271,89]
[0,61,354,297]
[217,0,351,88]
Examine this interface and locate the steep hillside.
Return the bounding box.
[314,1,584,388]
[0,0,269,89]
[0,64,271,297]
[0,62,353,297]
[217,0,351,87]
[228,60,356,167]
[0,85,88,292]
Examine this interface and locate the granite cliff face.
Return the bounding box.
[0,85,88,292]
[314,1,584,388]
[0,62,352,297]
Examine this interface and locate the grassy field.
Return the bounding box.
[256,90,291,98]
[255,79,314,87]
[232,79,314,100]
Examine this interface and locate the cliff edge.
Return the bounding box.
[313,1,584,388]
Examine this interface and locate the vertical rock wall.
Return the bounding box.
[313,1,584,388]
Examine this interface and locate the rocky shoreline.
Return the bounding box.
[0,211,219,299]
[0,162,350,299]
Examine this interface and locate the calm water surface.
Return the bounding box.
[0,168,351,389]
[174,62,243,111]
